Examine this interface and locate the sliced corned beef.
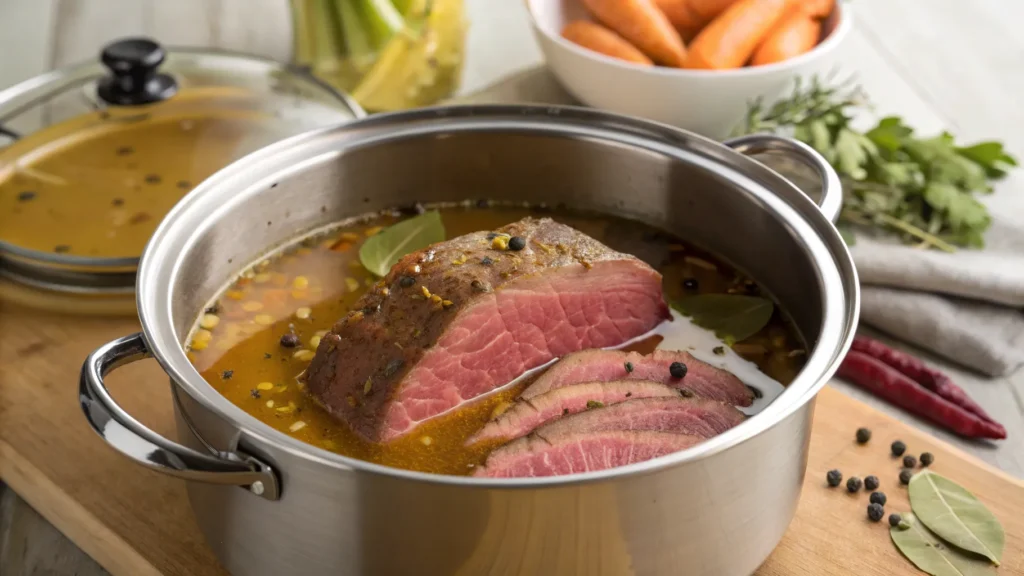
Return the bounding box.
[473,430,702,478]
[465,380,680,446]
[535,396,745,439]
[519,349,753,406]
[305,217,671,442]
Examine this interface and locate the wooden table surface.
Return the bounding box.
[1,0,1022,574]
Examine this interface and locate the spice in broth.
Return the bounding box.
[187,206,806,475]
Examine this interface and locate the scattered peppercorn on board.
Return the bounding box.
[0,308,1022,576]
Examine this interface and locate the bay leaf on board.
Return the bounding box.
[359,210,446,276]
[908,470,1004,565]
[890,513,996,576]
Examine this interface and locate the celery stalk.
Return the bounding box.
[390,0,414,15]
[356,0,404,49]
[308,0,346,67]
[335,0,374,70]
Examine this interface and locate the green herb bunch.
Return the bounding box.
[736,78,1017,252]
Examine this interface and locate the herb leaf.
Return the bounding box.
[891,513,997,576]
[735,77,1017,251]
[359,211,446,276]
[672,295,773,343]
[908,470,1004,565]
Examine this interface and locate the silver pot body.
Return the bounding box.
[81,106,859,576]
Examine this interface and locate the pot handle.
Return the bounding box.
[723,134,843,224]
[80,333,281,500]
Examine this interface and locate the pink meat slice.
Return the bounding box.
[466,380,680,445]
[473,430,702,478]
[519,349,753,406]
[304,217,671,442]
[535,396,746,439]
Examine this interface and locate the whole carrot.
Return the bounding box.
[581,0,688,67]
[687,0,742,20]
[838,351,1007,440]
[562,21,654,65]
[850,336,1000,426]
[653,0,704,40]
[684,0,790,69]
[750,10,821,66]
[799,0,835,18]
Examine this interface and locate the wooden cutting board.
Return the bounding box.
[1,303,1022,576]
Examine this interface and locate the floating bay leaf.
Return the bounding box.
[891,513,996,576]
[908,470,1004,565]
[359,211,446,277]
[671,295,774,343]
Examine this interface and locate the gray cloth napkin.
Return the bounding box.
[454,67,1024,377]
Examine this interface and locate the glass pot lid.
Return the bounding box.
[0,38,363,295]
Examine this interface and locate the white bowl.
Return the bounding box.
[526,0,853,139]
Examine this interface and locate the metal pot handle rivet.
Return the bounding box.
[79,333,281,500]
[723,134,844,224]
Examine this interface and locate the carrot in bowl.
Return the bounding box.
[686,0,742,21]
[562,20,654,65]
[683,0,789,70]
[800,0,836,19]
[581,0,687,67]
[750,10,821,66]
[652,0,704,40]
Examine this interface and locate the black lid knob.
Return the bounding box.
[96,38,178,106]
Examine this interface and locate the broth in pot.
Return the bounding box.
[186,204,805,476]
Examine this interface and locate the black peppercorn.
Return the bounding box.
[480,256,494,266]
[867,503,884,522]
[889,513,902,527]
[399,276,416,288]
[856,427,872,444]
[891,440,907,456]
[508,236,526,251]
[919,452,934,467]
[826,469,842,487]
[669,362,687,379]
[870,491,887,506]
[846,477,863,493]
[903,455,917,468]
[280,333,300,348]
[624,361,634,373]
[683,278,699,290]
[864,475,880,491]
[899,469,913,485]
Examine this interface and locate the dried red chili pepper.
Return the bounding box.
[850,336,998,425]
[838,350,1006,440]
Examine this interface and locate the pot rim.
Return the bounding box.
[138,104,860,487]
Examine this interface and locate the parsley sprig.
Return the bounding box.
[736,77,1017,251]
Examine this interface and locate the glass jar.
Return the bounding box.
[0,38,363,314]
[290,0,467,112]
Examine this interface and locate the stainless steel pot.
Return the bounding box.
[80,106,859,576]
